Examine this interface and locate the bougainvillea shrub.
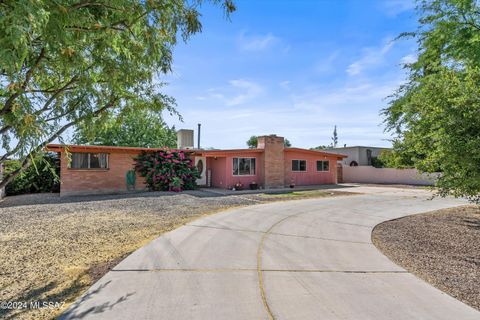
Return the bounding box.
[135,150,200,192]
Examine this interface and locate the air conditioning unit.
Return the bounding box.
[177,129,194,149]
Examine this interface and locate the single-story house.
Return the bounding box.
[47,134,346,196]
[324,146,390,167]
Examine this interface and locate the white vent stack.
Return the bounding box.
[177,129,194,149]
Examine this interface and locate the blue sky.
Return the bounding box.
[162,0,418,149]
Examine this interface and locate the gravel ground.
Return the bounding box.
[0,189,352,319]
[372,205,480,311]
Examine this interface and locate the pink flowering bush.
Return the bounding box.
[135,150,200,191]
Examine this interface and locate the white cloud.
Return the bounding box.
[237,32,282,52]
[226,79,263,106]
[279,80,291,90]
[206,79,263,106]
[347,38,395,76]
[400,53,416,65]
[381,0,415,16]
[314,50,340,74]
[167,77,403,149]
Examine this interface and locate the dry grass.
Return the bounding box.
[0,189,353,319]
[372,205,480,311]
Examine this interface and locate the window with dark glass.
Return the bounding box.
[316,160,330,172]
[292,160,307,172]
[71,153,108,169]
[233,158,256,175]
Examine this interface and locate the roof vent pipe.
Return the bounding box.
[197,123,201,149]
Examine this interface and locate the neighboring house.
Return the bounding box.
[47,134,346,196]
[324,146,390,166]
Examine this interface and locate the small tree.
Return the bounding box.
[135,150,199,191]
[331,125,338,147]
[246,135,291,148]
[311,145,329,150]
[246,136,258,149]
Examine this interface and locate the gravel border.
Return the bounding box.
[372,205,480,311]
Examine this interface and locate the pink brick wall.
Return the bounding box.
[284,151,337,186]
[59,151,146,196]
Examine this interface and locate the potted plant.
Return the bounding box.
[249,181,258,190]
[289,178,295,188]
[234,181,243,191]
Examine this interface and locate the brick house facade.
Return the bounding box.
[47,135,346,196]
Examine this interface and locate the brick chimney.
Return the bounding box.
[257,135,285,188]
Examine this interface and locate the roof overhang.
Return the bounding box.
[285,147,348,160]
[193,148,264,157]
[46,144,195,154]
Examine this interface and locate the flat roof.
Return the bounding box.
[46,144,195,154]
[325,146,391,150]
[194,148,264,157]
[46,144,347,159]
[285,147,348,159]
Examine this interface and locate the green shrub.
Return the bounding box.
[4,153,60,196]
[371,157,385,168]
[135,150,199,192]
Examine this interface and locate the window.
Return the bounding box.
[71,153,108,169]
[292,160,307,172]
[233,158,256,175]
[316,160,330,172]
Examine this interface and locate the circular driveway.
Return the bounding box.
[61,186,479,319]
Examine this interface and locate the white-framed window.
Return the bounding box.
[70,153,109,169]
[233,157,256,175]
[292,160,307,172]
[316,160,330,172]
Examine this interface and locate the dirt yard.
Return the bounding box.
[372,205,480,311]
[0,189,353,319]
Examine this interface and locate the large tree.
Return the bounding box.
[73,108,177,148]
[0,0,235,189]
[383,0,480,202]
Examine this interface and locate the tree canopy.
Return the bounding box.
[383,0,480,202]
[0,0,235,188]
[73,108,177,148]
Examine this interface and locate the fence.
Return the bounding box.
[342,166,438,186]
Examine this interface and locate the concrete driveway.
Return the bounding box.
[61,186,479,319]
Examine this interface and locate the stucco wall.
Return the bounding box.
[342,166,437,185]
[225,154,262,189]
[284,152,337,186]
[207,157,227,188]
[59,151,146,196]
[204,154,263,189]
[326,147,389,166]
